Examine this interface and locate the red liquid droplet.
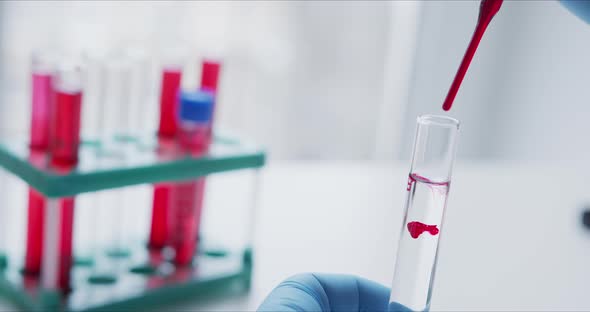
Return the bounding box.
[442,0,503,111]
[407,221,439,239]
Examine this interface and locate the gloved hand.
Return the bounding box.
[257,273,393,312]
[561,0,590,24]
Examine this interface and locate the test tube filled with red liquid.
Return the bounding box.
[25,52,55,275]
[169,90,213,266]
[149,137,179,250]
[149,66,182,249]
[389,115,460,312]
[50,64,83,166]
[157,67,182,138]
[40,64,83,291]
[200,59,221,141]
[24,151,48,275]
[200,59,221,94]
[30,52,55,150]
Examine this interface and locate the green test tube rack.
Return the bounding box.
[0,132,265,311]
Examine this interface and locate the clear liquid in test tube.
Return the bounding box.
[389,115,460,312]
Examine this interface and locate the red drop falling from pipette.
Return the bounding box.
[442,0,503,111]
[407,221,439,239]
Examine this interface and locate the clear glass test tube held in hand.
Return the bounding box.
[389,115,460,312]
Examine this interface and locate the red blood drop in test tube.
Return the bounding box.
[407,221,439,239]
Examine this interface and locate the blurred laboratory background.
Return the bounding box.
[0,0,589,311]
[1,1,590,161]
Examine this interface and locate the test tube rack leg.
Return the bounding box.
[0,133,264,311]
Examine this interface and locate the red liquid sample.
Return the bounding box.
[169,124,209,265]
[157,68,182,137]
[200,60,221,142]
[442,0,503,111]
[50,89,82,166]
[48,84,80,290]
[30,72,52,150]
[170,179,206,266]
[24,151,48,275]
[200,60,221,94]
[24,189,45,274]
[407,222,439,239]
[151,69,182,248]
[149,138,178,249]
[149,185,172,249]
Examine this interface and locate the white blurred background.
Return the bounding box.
[1,1,590,310]
[0,1,590,160]
[1,1,588,161]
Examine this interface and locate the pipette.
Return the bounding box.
[442,0,503,111]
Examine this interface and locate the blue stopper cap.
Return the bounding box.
[178,89,214,123]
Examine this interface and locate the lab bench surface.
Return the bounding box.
[1,162,589,311]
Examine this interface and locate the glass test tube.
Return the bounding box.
[30,52,55,150]
[24,152,48,275]
[100,55,137,258]
[50,64,83,166]
[42,65,83,291]
[200,59,221,142]
[157,66,182,137]
[170,90,213,266]
[77,52,105,262]
[149,65,182,249]
[121,48,154,246]
[389,115,460,312]
[24,52,55,274]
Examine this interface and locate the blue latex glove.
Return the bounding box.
[561,0,590,24]
[257,273,395,312]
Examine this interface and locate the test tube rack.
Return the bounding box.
[0,132,265,311]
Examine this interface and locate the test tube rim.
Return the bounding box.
[53,62,83,94]
[417,114,460,130]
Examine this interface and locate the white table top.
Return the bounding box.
[2,162,590,311]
